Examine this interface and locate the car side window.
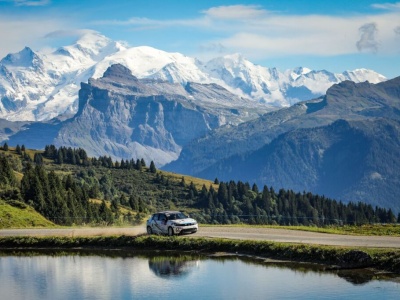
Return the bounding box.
[159,214,166,221]
[152,214,158,221]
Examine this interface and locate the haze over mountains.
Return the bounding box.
[0,32,399,211]
[0,32,386,122]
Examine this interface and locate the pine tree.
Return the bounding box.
[140,158,146,167]
[99,200,113,224]
[3,142,8,151]
[217,182,229,209]
[387,209,397,223]
[120,159,125,169]
[129,194,139,211]
[0,156,17,187]
[34,153,43,165]
[136,159,142,171]
[57,149,64,164]
[111,199,119,213]
[252,183,259,193]
[149,161,157,173]
[16,144,21,155]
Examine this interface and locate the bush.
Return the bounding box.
[6,200,28,209]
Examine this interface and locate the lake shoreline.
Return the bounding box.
[0,234,399,274]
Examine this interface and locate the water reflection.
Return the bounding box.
[148,255,199,278]
[0,249,398,300]
[337,269,375,285]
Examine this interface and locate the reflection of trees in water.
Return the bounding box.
[210,256,390,286]
[337,269,376,285]
[2,249,395,285]
[148,256,199,278]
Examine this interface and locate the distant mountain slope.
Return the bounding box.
[165,77,400,210]
[198,118,400,211]
[0,31,386,122]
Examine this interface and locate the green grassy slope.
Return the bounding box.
[0,200,54,228]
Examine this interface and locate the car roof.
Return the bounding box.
[155,211,182,214]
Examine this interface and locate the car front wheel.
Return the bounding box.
[147,226,153,234]
[168,227,174,236]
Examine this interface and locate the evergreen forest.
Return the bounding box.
[0,143,399,227]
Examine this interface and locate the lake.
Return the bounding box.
[0,250,399,299]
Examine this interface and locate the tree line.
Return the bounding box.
[43,144,157,172]
[192,180,400,226]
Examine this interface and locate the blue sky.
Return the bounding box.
[0,0,399,78]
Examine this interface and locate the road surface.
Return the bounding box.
[1,226,400,248]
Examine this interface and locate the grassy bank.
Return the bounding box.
[0,235,399,274]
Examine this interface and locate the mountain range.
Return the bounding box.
[165,77,400,211]
[7,63,269,166]
[0,31,386,122]
[1,31,399,211]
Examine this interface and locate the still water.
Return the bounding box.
[0,250,399,300]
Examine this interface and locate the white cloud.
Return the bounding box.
[199,42,227,54]
[16,0,50,6]
[371,2,400,10]
[94,5,400,59]
[202,5,269,20]
[94,17,211,29]
[43,29,95,39]
[0,0,51,6]
[1,4,399,62]
[0,16,67,58]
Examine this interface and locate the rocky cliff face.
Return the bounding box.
[7,64,267,166]
[55,65,214,165]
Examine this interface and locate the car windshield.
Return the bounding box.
[168,212,187,220]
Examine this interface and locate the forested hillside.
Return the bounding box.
[0,143,399,227]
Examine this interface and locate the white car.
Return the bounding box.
[146,211,198,236]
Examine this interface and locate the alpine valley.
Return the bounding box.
[1,32,399,210]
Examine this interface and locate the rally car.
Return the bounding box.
[146,211,198,236]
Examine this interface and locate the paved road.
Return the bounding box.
[1,226,400,248]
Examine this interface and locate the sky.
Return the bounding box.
[0,0,399,78]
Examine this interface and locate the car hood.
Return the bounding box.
[172,218,196,224]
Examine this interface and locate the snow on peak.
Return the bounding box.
[222,53,246,63]
[68,31,126,61]
[90,45,208,85]
[341,69,386,84]
[0,33,388,122]
[292,67,312,76]
[1,46,42,69]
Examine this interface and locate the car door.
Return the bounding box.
[149,214,158,233]
[157,213,168,234]
[152,213,167,234]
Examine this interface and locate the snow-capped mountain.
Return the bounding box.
[7,64,269,167]
[204,54,386,106]
[0,31,387,121]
